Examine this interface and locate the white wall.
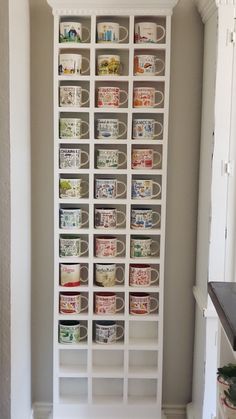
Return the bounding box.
[30,0,203,406]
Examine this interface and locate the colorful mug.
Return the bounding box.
[96,118,127,139]
[95,264,124,287]
[129,292,159,315]
[59,86,90,107]
[95,208,126,229]
[59,22,90,43]
[134,22,165,44]
[131,149,162,169]
[59,320,87,344]
[131,179,161,199]
[59,148,89,169]
[59,236,89,257]
[131,208,160,229]
[95,292,124,314]
[60,208,89,229]
[95,321,124,344]
[59,178,89,199]
[97,22,128,43]
[95,179,126,199]
[95,236,125,258]
[97,55,121,76]
[97,87,128,108]
[133,119,163,139]
[59,118,89,139]
[96,149,127,169]
[59,53,90,75]
[133,87,164,108]
[130,237,159,258]
[129,264,159,287]
[134,54,165,76]
[60,263,88,287]
[59,292,88,314]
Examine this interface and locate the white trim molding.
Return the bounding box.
[32,403,52,419]
[163,404,186,419]
[186,402,195,419]
[195,0,236,22]
[193,286,217,318]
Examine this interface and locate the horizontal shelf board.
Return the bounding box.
[57,343,88,350]
[92,395,124,405]
[128,366,159,378]
[59,395,88,405]
[92,314,125,321]
[94,139,128,144]
[92,199,128,205]
[58,199,90,205]
[58,107,90,113]
[131,139,164,144]
[94,76,129,82]
[58,43,91,49]
[129,338,159,350]
[127,396,158,405]
[58,257,89,263]
[93,108,129,113]
[131,169,162,175]
[129,229,161,234]
[93,228,127,235]
[58,75,91,82]
[58,139,91,144]
[132,76,166,82]
[128,287,160,292]
[58,228,89,235]
[129,314,159,321]
[92,365,124,377]
[95,44,131,50]
[93,169,128,175]
[93,257,126,264]
[92,286,125,292]
[132,108,165,113]
[59,365,88,377]
[58,286,89,292]
[130,199,162,206]
[91,343,124,350]
[58,169,90,174]
[58,314,89,320]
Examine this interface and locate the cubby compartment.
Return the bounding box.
[93,291,125,316]
[93,320,125,345]
[129,320,158,347]
[94,174,127,200]
[95,49,129,76]
[92,350,124,376]
[128,378,158,404]
[58,48,91,76]
[94,143,127,170]
[94,112,128,140]
[59,377,88,403]
[59,143,90,170]
[128,350,158,376]
[96,16,130,44]
[59,262,89,288]
[133,81,165,109]
[93,262,125,288]
[59,173,89,200]
[92,378,124,404]
[131,144,163,170]
[59,233,89,258]
[58,320,88,345]
[94,203,127,230]
[59,112,90,140]
[94,234,126,259]
[132,112,164,141]
[129,263,160,288]
[133,49,166,77]
[59,203,89,230]
[129,291,159,316]
[59,16,91,43]
[134,16,166,44]
[130,234,160,259]
[59,349,88,375]
[130,204,161,230]
[59,291,89,315]
[95,81,129,108]
[131,174,162,201]
[59,80,90,108]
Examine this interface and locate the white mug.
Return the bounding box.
[131,208,160,230]
[60,208,89,229]
[96,118,127,139]
[97,87,128,108]
[97,22,128,43]
[129,264,159,287]
[133,87,164,108]
[95,208,126,229]
[95,264,124,287]
[95,292,124,314]
[95,236,125,258]
[60,236,89,257]
[60,263,88,287]
[95,321,124,344]
[95,179,127,199]
[131,179,161,199]
[96,149,127,169]
[129,292,159,315]
[59,86,90,107]
[59,148,89,169]
[134,54,165,76]
[133,119,163,140]
[59,22,90,43]
[134,22,165,44]
[97,55,122,76]
[59,118,89,139]
[131,149,162,169]
[59,178,89,199]
[59,292,88,314]
[59,53,90,75]
[130,237,159,258]
[59,321,87,344]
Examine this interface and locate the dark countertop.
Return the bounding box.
[208,282,236,351]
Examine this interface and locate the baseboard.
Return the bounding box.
[32,403,53,419]
[186,402,194,419]
[163,404,186,419]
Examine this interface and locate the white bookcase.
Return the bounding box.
[47,1,178,418]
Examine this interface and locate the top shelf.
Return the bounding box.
[57,43,167,50]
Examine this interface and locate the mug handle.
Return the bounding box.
[153,121,163,138]
[116,297,125,312]
[116,211,126,227]
[81,121,89,138]
[81,57,90,74]
[115,266,125,283]
[151,181,161,199]
[81,89,90,106]
[118,151,127,168]
[156,25,166,43]
[119,90,128,106]
[149,297,159,313]
[116,181,127,198]
[150,268,159,285]
[80,180,89,197]
[116,325,124,341]
[119,26,128,43]
[80,240,89,256]
[154,90,164,107]
[80,265,88,282]
[154,58,165,75]
[80,151,89,167]
[117,121,127,138]
[152,151,162,168]
[151,211,161,228]
[80,296,89,312]
[151,240,160,257]
[82,26,90,43]
[79,325,88,341]
[116,240,125,256]
[81,210,89,227]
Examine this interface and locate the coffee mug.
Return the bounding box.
[95,179,126,199]
[97,22,128,43]
[133,87,164,108]
[59,22,90,43]
[95,292,124,314]
[130,237,159,258]
[59,320,87,344]
[97,55,122,76]
[60,236,89,257]
[129,264,159,287]
[129,293,159,315]
[95,264,124,287]
[60,263,88,287]
[133,119,163,139]
[95,208,126,229]
[60,208,89,229]
[131,208,160,229]
[59,54,90,75]
[59,178,89,199]
[96,149,127,169]
[132,149,162,169]
[59,292,88,314]
[59,118,89,139]
[59,148,89,169]
[95,236,125,258]
[59,86,90,107]
[97,87,128,108]
[134,22,165,44]
[131,179,161,199]
[134,54,165,76]
[95,321,124,344]
[96,119,127,139]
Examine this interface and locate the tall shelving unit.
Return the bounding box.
[48,1,178,418]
